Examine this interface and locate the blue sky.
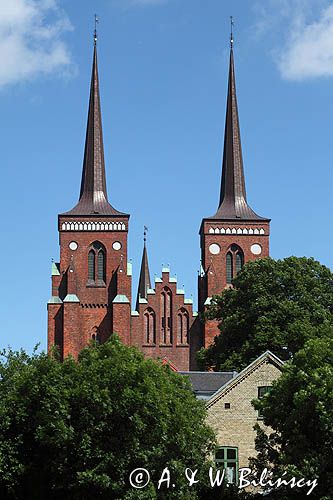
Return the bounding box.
[1,0,332,352]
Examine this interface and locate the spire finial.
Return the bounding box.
[94,14,99,46]
[230,16,234,48]
[144,225,148,244]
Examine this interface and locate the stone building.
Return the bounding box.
[205,351,284,483]
[47,36,270,370]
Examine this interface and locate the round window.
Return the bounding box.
[209,243,221,255]
[112,241,122,251]
[251,243,262,255]
[69,241,78,251]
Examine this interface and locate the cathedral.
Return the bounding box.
[47,37,270,371]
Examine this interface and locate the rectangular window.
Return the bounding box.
[258,386,272,418]
[215,446,238,485]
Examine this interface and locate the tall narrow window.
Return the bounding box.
[87,241,106,285]
[144,308,156,344]
[226,253,233,284]
[97,249,106,282]
[177,308,189,345]
[227,245,244,284]
[235,252,244,274]
[161,288,172,344]
[88,250,95,281]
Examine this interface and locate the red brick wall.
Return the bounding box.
[199,220,270,347]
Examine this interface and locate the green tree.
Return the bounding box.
[0,337,216,500]
[251,335,333,499]
[199,257,333,371]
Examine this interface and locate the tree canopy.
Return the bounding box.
[0,337,215,500]
[199,257,333,371]
[251,335,333,500]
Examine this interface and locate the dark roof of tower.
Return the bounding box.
[136,241,151,311]
[62,43,126,217]
[208,47,269,222]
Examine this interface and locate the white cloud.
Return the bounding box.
[0,0,73,89]
[279,5,333,80]
[254,0,333,81]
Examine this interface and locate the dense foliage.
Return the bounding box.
[198,257,333,371]
[251,336,333,499]
[0,337,216,500]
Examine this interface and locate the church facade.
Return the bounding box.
[47,40,270,371]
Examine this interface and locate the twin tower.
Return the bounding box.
[47,40,270,370]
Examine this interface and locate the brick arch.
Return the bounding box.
[161,287,172,344]
[226,244,244,284]
[88,241,106,284]
[177,307,189,345]
[143,307,156,345]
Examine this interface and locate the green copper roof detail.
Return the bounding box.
[176,289,185,295]
[131,310,139,316]
[127,262,132,276]
[147,288,155,294]
[139,297,148,304]
[169,277,177,283]
[48,296,62,304]
[64,294,80,303]
[155,277,162,283]
[162,267,170,273]
[113,294,130,304]
[51,262,60,276]
[193,311,198,317]
[184,298,193,304]
[204,297,212,306]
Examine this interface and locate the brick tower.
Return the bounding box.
[198,42,271,348]
[47,38,132,359]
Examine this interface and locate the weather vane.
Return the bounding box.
[144,226,148,243]
[230,16,234,48]
[94,14,99,45]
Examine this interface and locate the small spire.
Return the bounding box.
[230,16,234,49]
[136,229,152,311]
[94,14,99,46]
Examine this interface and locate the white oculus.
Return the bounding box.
[112,241,122,251]
[251,243,262,255]
[209,243,221,255]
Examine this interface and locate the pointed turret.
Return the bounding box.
[212,44,268,221]
[63,39,123,216]
[136,228,151,311]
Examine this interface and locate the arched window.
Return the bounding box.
[226,244,244,284]
[226,253,233,284]
[235,252,244,274]
[87,241,106,285]
[177,308,189,345]
[161,287,172,344]
[97,248,105,281]
[88,250,95,281]
[144,308,156,344]
[91,326,100,343]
